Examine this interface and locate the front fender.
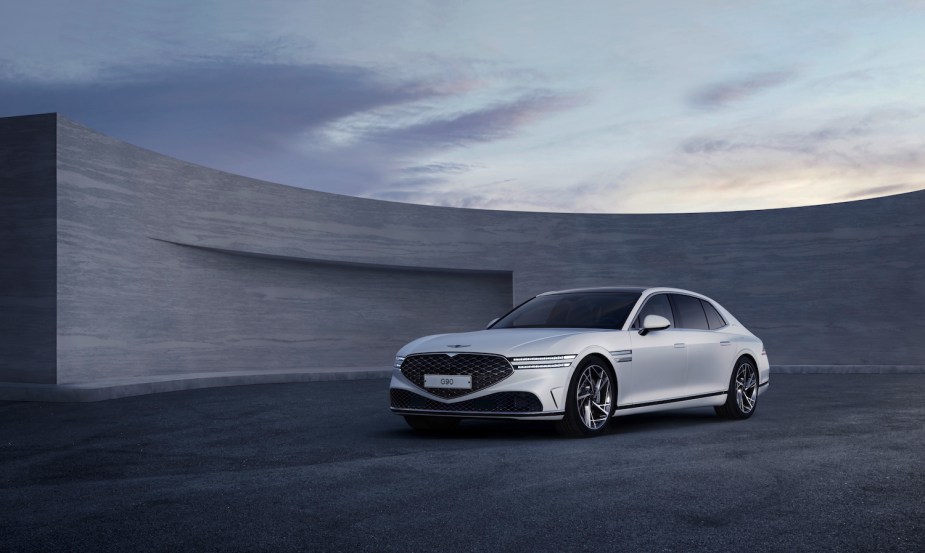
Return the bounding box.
[556,345,621,402]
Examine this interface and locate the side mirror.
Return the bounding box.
[486,318,499,329]
[639,314,671,336]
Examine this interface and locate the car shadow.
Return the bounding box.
[376,407,726,441]
[371,419,560,441]
[610,407,726,435]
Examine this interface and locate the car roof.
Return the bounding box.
[538,286,703,297]
[538,286,650,295]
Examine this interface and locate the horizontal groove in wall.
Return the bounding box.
[771,365,925,374]
[149,237,514,276]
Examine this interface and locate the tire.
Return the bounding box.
[555,357,616,437]
[715,356,759,420]
[403,415,461,432]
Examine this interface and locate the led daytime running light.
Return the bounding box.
[511,355,577,363]
[510,354,577,369]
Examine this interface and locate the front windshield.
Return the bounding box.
[491,292,641,330]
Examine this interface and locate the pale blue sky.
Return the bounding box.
[2,0,923,212]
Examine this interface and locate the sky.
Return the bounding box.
[1,0,923,213]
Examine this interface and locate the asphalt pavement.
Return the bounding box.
[1,375,923,552]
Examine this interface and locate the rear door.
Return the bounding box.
[669,294,734,397]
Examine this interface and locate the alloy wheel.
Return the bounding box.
[575,364,613,430]
[735,361,758,414]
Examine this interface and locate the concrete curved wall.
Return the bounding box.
[2,113,924,389]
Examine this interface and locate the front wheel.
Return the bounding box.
[715,357,759,419]
[555,357,616,437]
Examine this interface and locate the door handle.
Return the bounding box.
[720,341,731,346]
[674,343,686,348]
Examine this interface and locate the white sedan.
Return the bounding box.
[389,287,770,437]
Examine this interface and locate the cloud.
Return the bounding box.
[679,107,924,158]
[315,91,583,153]
[0,57,582,198]
[369,93,579,148]
[838,183,919,200]
[0,60,441,158]
[680,137,739,154]
[400,162,474,175]
[0,59,536,195]
[314,90,582,196]
[383,163,477,191]
[688,70,796,109]
[366,102,925,214]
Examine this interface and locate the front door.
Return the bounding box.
[623,294,688,405]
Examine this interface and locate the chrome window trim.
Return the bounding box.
[628,292,729,332]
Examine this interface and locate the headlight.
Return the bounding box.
[509,354,577,369]
[394,356,405,369]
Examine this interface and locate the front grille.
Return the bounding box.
[400,353,514,398]
[390,389,543,413]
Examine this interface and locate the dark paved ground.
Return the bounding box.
[1,375,923,553]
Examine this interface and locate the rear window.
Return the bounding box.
[701,299,727,330]
[670,294,709,330]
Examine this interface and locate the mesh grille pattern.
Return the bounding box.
[390,389,543,413]
[400,353,514,398]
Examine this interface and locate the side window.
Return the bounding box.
[634,294,674,329]
[701,299,727,330]
[670,294,709,330]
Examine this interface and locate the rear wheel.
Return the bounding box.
[403,415,461,432]
[555,357,616,437]
[715,356,759,419]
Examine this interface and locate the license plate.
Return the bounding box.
[424,375,472,389]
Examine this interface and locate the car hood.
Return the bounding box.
[397,328,609,358]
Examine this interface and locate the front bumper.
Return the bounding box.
[389,365,567,420]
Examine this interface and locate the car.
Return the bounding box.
[389,286,769,437]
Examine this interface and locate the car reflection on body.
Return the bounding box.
[389,287,769,437]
